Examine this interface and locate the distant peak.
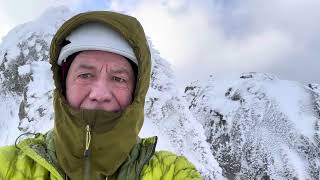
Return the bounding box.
[240,72,277,81]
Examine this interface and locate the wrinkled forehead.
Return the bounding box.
[70,51,134,73]
[65,50,138,80]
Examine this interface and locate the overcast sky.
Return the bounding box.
[0,0,319,87]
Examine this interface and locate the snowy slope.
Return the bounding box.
[140,43,223,179]
[184,72,320,179]
[0,7,222,179]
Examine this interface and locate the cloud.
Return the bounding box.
[110,0,319,86]
[227,0,320,84]
[1,0,319,86]
[0,14,12,42]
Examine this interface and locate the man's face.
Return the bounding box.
[66,50,136,112]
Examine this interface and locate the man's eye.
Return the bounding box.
[78,73,93,79]
[112,76,126,83]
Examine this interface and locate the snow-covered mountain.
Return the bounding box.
[0,6,319,180]
[184,73,320,179]
[0,6,74,139]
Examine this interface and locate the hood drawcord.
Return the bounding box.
[14,132,39,150]
[84,124,92,180]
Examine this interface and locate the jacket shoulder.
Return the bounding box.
[0,132,62,180]
[140,151,203,180]
[0,144,50,179]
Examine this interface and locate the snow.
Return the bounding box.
[28,61,53,93]
[183,72,320,179]
[23,49,29,56]
[35,43,42,52]
[28,37,36,47]
[21,61,54,133]
[141,43,224,179]
[5,46,20,62]
[0,6,74,65]
[0,95,22,145]
[283,146,309,179]
[18,64,31,76]
[265,80,316,141]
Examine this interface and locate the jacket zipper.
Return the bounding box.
[83,125,109,180]
[84,124,91,180]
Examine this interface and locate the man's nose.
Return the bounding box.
[88,78,113,102]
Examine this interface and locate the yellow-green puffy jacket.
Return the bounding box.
[0,131,202,180]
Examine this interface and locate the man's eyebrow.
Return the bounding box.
[75,64,96,71]
[110,67,130,75]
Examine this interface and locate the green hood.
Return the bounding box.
[49,11,151,180]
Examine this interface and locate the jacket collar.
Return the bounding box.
[17,131,157,180]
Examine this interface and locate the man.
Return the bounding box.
[0,11,202,180]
